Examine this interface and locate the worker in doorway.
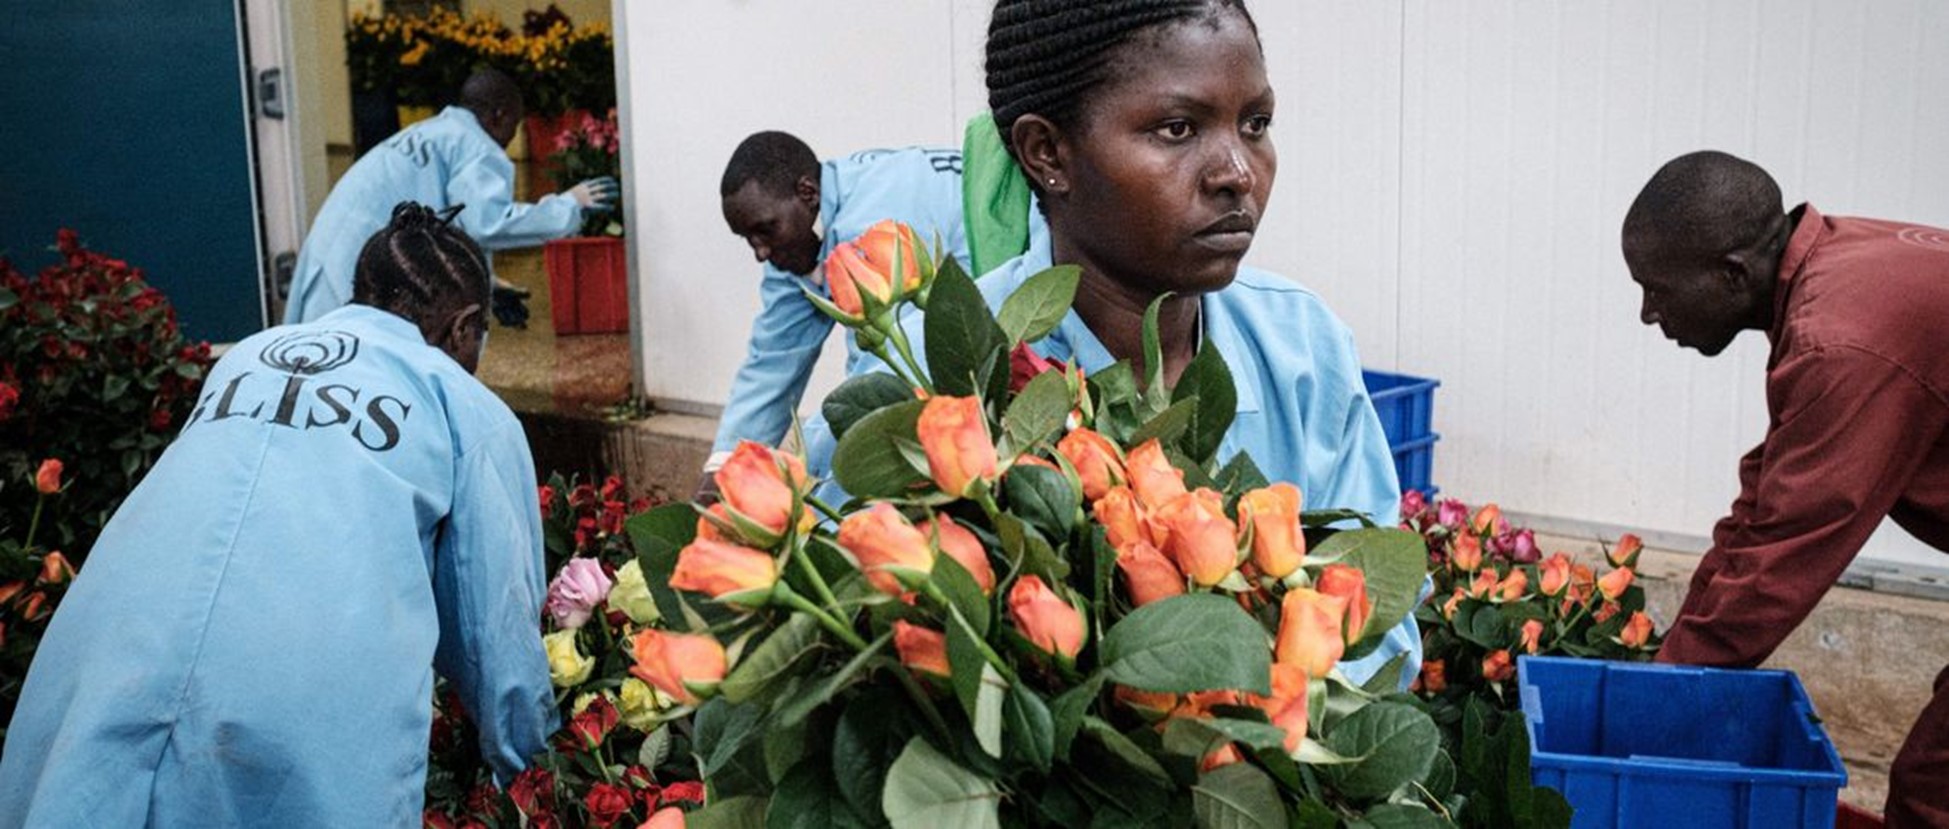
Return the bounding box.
[285,69,616,327]
[1624,150,1949,828]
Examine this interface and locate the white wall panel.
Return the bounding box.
[620,0,1949,567]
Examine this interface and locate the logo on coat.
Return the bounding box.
[181,331,413,452]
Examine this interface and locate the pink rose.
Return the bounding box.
[546,558,614,629]
[1436,498,1468,530]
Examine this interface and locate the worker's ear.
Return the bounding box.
[434,302,488,372]
[1010,114,1068,197]
[794,174,820,211]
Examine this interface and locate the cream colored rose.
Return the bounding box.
[618,678,677,732]
[606,559,660,625]
[543,629,594,688]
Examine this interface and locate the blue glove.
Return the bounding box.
[568,176,619,212]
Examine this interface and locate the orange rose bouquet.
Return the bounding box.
[625,232,1474,827]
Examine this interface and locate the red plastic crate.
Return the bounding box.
[1837,801,1884,829]
[543,237,628,335]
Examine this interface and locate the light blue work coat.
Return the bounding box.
[710,147,972,458]
[284,107,584,323]
[806,234,1424,688]
[0,304,556,827]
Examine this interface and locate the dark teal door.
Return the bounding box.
[0,0,264,343]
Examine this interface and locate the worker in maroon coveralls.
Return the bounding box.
[1622,150,1949,828]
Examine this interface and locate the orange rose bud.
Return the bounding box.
[1620,610,1655,648]
[1011,454,1060,473]
[838,503,935,596]
[1593,601,1622,623]
[1538,552,1573,597]
[1056,428,1125,503]
[1608,533,1644,569]
[1519,618,1545,654]
[1468,568,1500,599]
[696,503,731,543]
[824,241,893,320]
[1450,530,1483,573]
[1252,662,1311,751]
[1094,486,1149,553]
[1200,743,1245,772]
[1314,564,1373,645]
[1115,684,1180,722]
[1481,649,1515,683]
[1569,564,1597,604]
[855,220,925,293]
[1470,503,1502,535]
[37,552,74,586]
[1237,483,1306,579]
[1153,489,1239,587]
[644,806,687,829]
[1009,575,1086,659]
[920,515,995,595]
[714,441,810,542]
[1275,587,1349,678]
[1420,658,1448,694]
[893,620,951,678]
[1496,568,1529,602]
[629,630,727,706]
[34,458,62,495]
[917,395,999,498]
[21,592,48,622]
[1123,439,1187,507]
[1597,566,1635,601]
[1115,539,1185,607]
[670,538,777,606]
[0,581,25,605]
[1440,588,1466,620]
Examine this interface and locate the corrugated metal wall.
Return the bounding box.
[626,0,1949,566]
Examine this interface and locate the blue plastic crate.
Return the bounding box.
[1519,656,1846,829]
[1362,370,1440,495]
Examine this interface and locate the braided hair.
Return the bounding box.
[720,131,819,198]
[352,202,492,322]
[985,0,1258,165]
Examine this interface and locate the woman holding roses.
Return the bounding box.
[811,0,1422,686]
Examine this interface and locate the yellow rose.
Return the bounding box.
[618,678,677,732]
[606,559,660,624]
[543,629,594,688]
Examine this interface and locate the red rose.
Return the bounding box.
[599,500,626,536]
[0,382,18,422]
[423,810,457,829]
[570,696,619,749]
[569,483,598,510]
[659,781,705,807]
[538,485,557,519]
[584,783,633,828]
[1009,341,1060,394]
[508,768,555,817]
[465,783,499,818]
[601,475,625,502]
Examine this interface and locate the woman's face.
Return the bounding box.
[1054,11,1275,298]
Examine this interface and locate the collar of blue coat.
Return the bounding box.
[440,105,485,136]
[978,232,1264,415]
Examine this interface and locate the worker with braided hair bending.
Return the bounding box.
[0,203,556,827]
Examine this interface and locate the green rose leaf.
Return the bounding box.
[931,551,992,636]
[996,264,1081,344]
[721,613,825,704]
[686,796,772,829]
[925,262,1007,397]
[832,399,930,498]
[1002,368,1072,455]
[833,689,915,822]
[625,503,703,627]
[1212,452,1271,497]
[1357,803,1455,829]
[1004,682,1056,773]
[1126,396,1200,451]
[692,698,774,798]
[773,632,889,727]
[1316,528,1429,662]
[1320,702,1441,801]
[768,760,873,829]
[1192,762,1287,829]
[1049,673,1104,762]
[1170,344,1237,465]
[824,372,919,443]
[881,737,1003,829]
[1102,594,1272,695]
[1002,463,1079,543]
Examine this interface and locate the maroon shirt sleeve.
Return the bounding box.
[1659,345,1949,668]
